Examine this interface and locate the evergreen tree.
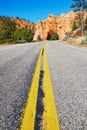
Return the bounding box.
[0,16,35,44]
[84,17,87,30]
[84,17,87,35]
[14,27,34,42]
[71,0,87,11]
[0,17,16,43]
[71,0,87,36]
[37,35,42,41]
[51,33,59,40]
[47,34,51,40]
[47,33,59,40]
[72,21,77,31]
[25,29,34,42]
[77,12,82,28]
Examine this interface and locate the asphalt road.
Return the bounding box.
[0,42,43,130]
[0,41,87,130]
[46,41,87,130]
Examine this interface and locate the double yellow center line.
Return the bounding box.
[20,44,60,130]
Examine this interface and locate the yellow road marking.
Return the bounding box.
[42,46,60,130]
[20,47,42,130]
[20,44,60,130]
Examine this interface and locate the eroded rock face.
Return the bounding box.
[11,18,35,29]
[57,11,78,39]
[34,11,87,40]
[33,14,58,40]
[72,28,82,38]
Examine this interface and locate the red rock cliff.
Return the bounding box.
[34,11,87,40]
[11,18,35,29]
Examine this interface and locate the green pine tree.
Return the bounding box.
[85,17,87,30]
[70,0,87,36]
[37,35,42,41]
[47,33,59,40]
[70,0,87,11]
[0,17,16,43]
[72,21,77,31]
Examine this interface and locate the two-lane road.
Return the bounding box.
[0,41,87,130]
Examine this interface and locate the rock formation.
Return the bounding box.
[11,18,35,29]
[33,14,58,40]
[34,11,87,40]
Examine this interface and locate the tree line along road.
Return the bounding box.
[0,41,87,130]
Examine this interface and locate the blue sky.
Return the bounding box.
[0,0,72,23]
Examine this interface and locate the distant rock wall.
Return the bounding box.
[11,18,35,29]
[34,11,87,40]
[33,14,58,40]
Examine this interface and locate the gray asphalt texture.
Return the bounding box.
[0,41,87,130]
[0,42,43,130]
[46,41,87,130]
